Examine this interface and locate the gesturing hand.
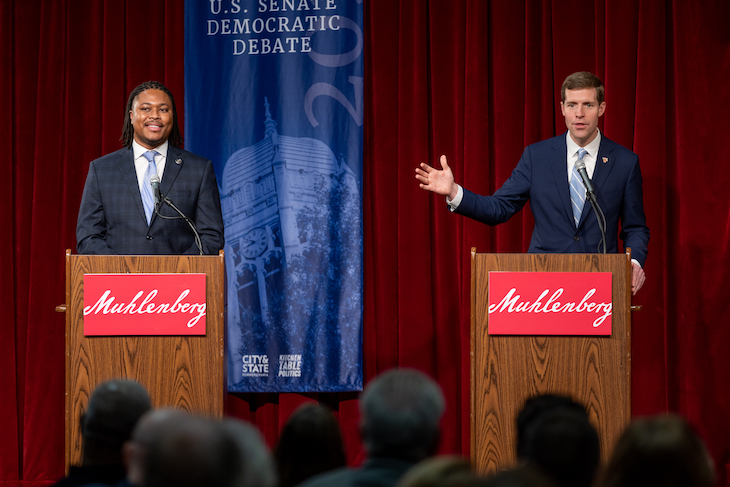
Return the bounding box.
[415,155,458,200]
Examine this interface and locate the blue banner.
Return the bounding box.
[185,0,363,392]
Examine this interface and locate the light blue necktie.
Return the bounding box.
[569,148,588,227]
[141,150,158,225]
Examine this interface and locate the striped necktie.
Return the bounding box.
[141,150,159,225]
[569,148,588,227]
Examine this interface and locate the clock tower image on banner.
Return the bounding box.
[220,98,361,392]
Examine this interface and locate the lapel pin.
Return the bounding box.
[602,157,608,163]
[175,158,182,165]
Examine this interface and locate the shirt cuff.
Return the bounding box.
[446,184,464,212]
[631,259,641,268]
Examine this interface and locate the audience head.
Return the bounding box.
[396,455,476,487]
[274,403,346,487]
[600,414,715,487]
[360,368,445,462]
[520,408,600,487]
[223,418,277,487]
[125,409,239,487]
[515,393,588,460]
[81,379,152,466]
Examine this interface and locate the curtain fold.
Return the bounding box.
[2,1,729,486]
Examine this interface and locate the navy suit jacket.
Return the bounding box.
[76,146,225,255]
[456,133,649,266]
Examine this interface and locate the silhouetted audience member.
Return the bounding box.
[520,405,600,487]
[599,414,715,487]
[274,403,347,487]
[124,410,239,487]
[52,379,152,487]
[515,394,588,460]
[298,368,445,487]
[223,418,278,487]
[479,465,559,487]
[396,456,476,487]
[123,408,187,486]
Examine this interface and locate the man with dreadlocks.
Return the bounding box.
[76,81,224,255]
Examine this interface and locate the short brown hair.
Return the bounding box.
[561,72,604,105]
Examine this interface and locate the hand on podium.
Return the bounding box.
[631,261,646,295]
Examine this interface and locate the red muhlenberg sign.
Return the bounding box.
[83,274,207,336]
[488,272,612,336]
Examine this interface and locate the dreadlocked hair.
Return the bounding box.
[120,81,183,149]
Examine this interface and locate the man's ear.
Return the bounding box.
[598,101,606,117]
[123,441,144,485]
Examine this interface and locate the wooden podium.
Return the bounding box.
[470,250,634,474]
[62,250,226,468]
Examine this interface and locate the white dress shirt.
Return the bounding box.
[133,139,168,195]
[566,130,601,182]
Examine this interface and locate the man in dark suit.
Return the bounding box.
[416,72,649,294]
[76,81,224,255]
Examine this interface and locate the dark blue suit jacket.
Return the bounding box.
[76,146,224,255]
[456,133,649,266]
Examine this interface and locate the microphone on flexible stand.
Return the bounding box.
[148,174,203,255]
[575,159,607,253]
[160,194,204,256]
[145,175,162,241]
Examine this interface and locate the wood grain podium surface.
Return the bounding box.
[470,251,632,474]
[64,251,225,469]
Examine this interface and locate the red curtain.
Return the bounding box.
[2,1,729,486]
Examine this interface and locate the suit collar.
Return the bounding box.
[573,135,617,227]
[161,145,184,196]
[116,147,148,224]
[592,135,617,197]
[550,135,575,226]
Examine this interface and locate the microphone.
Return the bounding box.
[575,159,607,253]
[148,169,203,255]
[150,174,161,207]
[574,159,595,197]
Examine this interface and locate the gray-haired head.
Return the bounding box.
[360,368,445,462]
